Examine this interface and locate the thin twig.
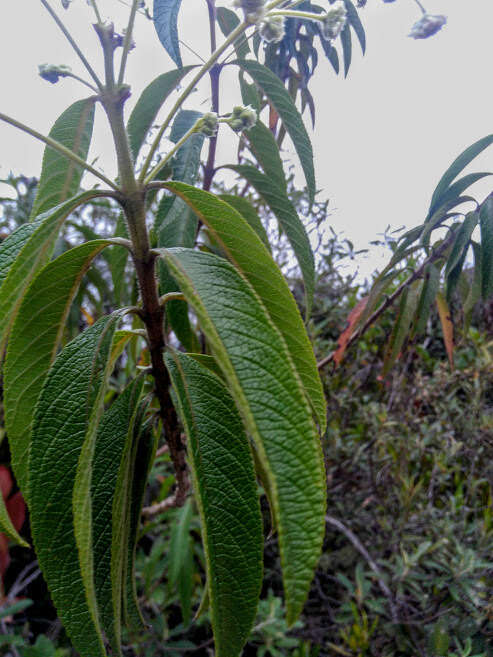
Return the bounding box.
[39,0,104,91]
[326,515,399,623]
[142,490,188,518]
[0,111,119,191]
[117,0,139,85]
[317,235,454,370]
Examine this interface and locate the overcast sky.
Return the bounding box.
[1,1,492,278]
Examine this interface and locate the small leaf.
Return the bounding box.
[382,282,422,375]
[4,239,120,497]
[0,191,102,358]
[30,98,96,219]
[333,296,368,366]
[436,291,454,368]
[168,500,193,587]
[127,66,195,161]
[228,165,315,317]
[480,194,493,299]
[162,182,325,431]
[235,60,316,204]
[345,0,366,54]
[428,135,493,217]
[29,315,124,657]
[160,249,326,624]
[153,0,183,67]
[414,264,441,336]
[165,351,263,656]
[340,21,352,77]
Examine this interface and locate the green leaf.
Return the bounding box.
[165,351,263,656]
[0,489,27,548]
[244,120,287,192]
[428,135,493,217]
[217,194,270,250]
[153,0,183,67]
[239,71,261,113]
[4,238,120,497]
[217,7,250,59]
[382,281,422,375]
[345,0,366,54]
[445,212,478,301]
[91,377,145,654]
[480,194,493,299]
[168,499,193,586]
[235,60,315,204]
[340,21,352,77]
[108,215,129,306]
[162,182,325,431]
[228,165,315,317]
[29,315,124,657]
[0,222,39,287]
[414,264,440,336]
[0,191,102,358]
[428,172,491,219]
[464,241,482,327]
[127,66,195,161]
[160,249,326,624]
[30,98,96,219]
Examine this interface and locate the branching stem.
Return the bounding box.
[118,0,139,85]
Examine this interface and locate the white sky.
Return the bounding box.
[1,1,492,278]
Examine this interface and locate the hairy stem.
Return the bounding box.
[0,111,118,190]
[203,1,220,192]
[117,0,139,85]
[39,0,104,91]
[144,121,200,184]
[139,19,248,183]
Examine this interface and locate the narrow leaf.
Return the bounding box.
[0,487,28,548]
[0,191,102,357]
[480,194,493,299]
[162,182,325,431]
[127,66,195,161]
[29,315,123,657]
[216,7,250,59]
[333,296,368,366]
[228,165,315,317]
[0,222,39,288]
[153,0,183,67]
[160,249,326,624]
[436,291,454,368]
[30,98,96,219]
[4,239,120,497]
[244,120,287,191]
[340,21,352,77]
[429,135,493,217]
[414,264,441,336]
[428,172,491,219]
[345,0,366,54]
[217,194,270,250]
[165,351,263,657]
[382,281,422,375]
[235,60,316,204]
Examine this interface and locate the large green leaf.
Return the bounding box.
[228,165,315,317]
[127,66,195,161]
[217,194,270,250]
[30,98,96,219]
[166,351,263,656]
[153,0,183,67]
[162,182,325,430]
[4,239,123,497]
[245,120,287,191]
[91,376,145,654]
[0,222,39,287]
[160,248,326,623]
[235,60,316,204]
[445,212,478,301]
[0,191,102,357]
[480,194,493,299]
[428,172,491,219]
[29,315,123,657]
[428,135,493,218]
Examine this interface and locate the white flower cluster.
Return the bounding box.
[38,63,72,84]
[227,105,258,132]
[260,15,286,43]
[197,112,219,138]
[321,1,348,41]
[409,13,447,39]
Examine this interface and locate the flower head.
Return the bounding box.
[409,13,447,39]
[227,105,258,132]
[197,112,219,138]
[38,63,72,84]
[321,1,348,41]
[232,0,266,24]
[260,15,285,43]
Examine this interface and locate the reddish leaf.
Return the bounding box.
[6,492,26,533]
[333,297,368,366]
[436,292,454,368]
[0,534,9,578]
[269,103,279,133]
[0,466,12,500]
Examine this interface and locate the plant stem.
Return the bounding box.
[413,0,427,15]
[0,111,118,190]
[269,9,323,20]
[39,0,104,92]
[65,72,99,93]
[88,0,103,24]
[203,0,220,192]
[139,20,248,183]
[144,122,200,185]
[117,0,139,85]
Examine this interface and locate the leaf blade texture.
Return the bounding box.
[153,0,183,67]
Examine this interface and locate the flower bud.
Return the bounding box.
[259,15,285,43]
[38,63,72,84]
[321,1,347,41]
[227,105,257,132]
[232,0,266,24]
[409,13,447,39]
[197,112,219,138]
